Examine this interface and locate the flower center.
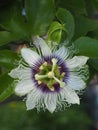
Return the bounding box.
[35,58,66,92]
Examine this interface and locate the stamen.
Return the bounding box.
[35,74,48,80]
[61,72,66,76]
[52,58,57,72]
[39,65,44,70]
[38,80,42,85]
[49,86,55,91]
[43,62,47,66]
[53,76,65,88]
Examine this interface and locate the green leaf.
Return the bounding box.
[56,0,87,15]
[0,73,14,102]
[0,50,19,69]
[0,31,22,46]
[73,16,98,40]
[91,0,98,10]
[25,0,55,36]
[0,2,29,41]
[0,31,14,46]
[56,8,75,42]
[0,2,15,30]
[47,21,67,43]
[0,82,14,102]
[74,37,98,58]
[89,59,98,71]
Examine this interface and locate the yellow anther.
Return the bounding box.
[38,80,42,85]
[39,65,43,70]
[61,72,66,76]
[43,62,47,66]
[47,71,53,78]
[49,86,55,91]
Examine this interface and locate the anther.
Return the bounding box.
[43,62,47,66]
[61,72,66,76]
[49,86,55,91]
[38,80,42,85]
[39,65,43,70]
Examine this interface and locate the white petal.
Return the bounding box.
[34,36,51,57]
[15,79,34,96]
[60,86,80,104]
[44,93,57,113]
[21,48,41,66]
[66,56,89,70]
[67,75,86,90]
[8,65,31,80]
[54,46,69,60]
[26,89,42,110]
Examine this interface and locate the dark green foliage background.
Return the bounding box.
[0,0,98,129]
[0,102,91,130]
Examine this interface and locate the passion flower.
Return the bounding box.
[9,37,89,113]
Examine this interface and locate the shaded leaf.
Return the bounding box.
[0,31,23,46]
[0,1,29,42]
[56,0,87,15]
[74,37,98,58]
[0,50,19,69]
[25,0,55,36]
[73,16,98,40]
[89,59,98,71]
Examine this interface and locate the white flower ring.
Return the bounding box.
[9,37,89,113]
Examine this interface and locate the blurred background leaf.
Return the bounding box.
[25,0,55,36]
[0,102,92,130]
[74,37,98,58]
[56,0,87,15]
[73,16,98,40]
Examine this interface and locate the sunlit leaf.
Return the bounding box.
[56,8,74,42]
[0,82,14,102]
[47,21,67,43]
